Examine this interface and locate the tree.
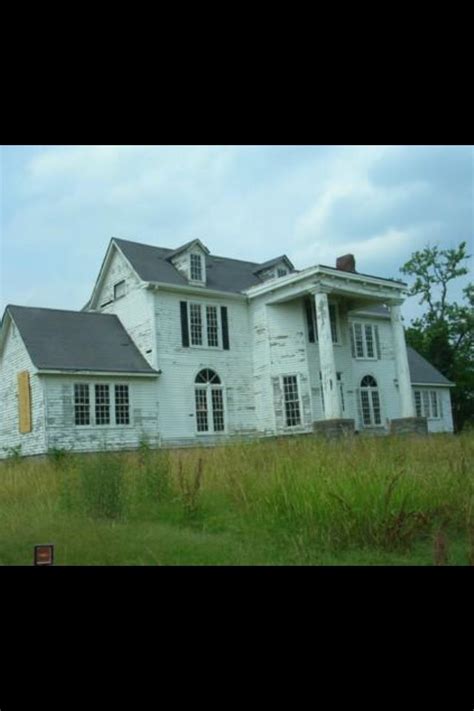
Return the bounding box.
[400,241,473,432]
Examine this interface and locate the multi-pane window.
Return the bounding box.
[73,384,130,426]
[188,303,221,348]
[74,384,90,426]
[360,375,382,426]
[195,369,225,434]
[115,385,130,425]
[282,375,301,427]
[95,385,110,425]
[190,253,203,281]
[277,268,287,278]
[304,298,339,344]
[414,389,441,419]
[189,303,203,346]
[352,323,380,360]
[206,306,219,347]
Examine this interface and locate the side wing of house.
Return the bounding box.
[86,241,156,368]
[0,315,47,458]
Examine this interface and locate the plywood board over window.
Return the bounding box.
[17,370,32,433]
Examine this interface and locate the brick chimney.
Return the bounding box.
[336,254,356,273]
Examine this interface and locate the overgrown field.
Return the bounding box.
[1,433,473,565]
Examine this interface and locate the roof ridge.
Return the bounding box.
[114,237,271,268]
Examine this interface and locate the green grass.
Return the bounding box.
[1,432,473,565]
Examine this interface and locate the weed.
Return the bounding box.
[176,458,203,517]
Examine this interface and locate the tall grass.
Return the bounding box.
[0,432,473,564]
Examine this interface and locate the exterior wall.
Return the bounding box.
[93,247,155,367]
[265,299,312,434]
[42,375,160,453]
[154,290,257,445]
[0,322,47,458]
[412,386,454,433]
[349,315,399,431]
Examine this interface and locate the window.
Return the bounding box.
[195,369,225,433]
[187,303,222,348]
[95,384,110,425]
[115,385,130,425]
[74,383,130,426]
[114,280,126,300]
[414,389,441,419]
[352,323,380,359]
[360,375,382,426]
[189,303,203,346]
[190,253,203,281]
[74,384,90,426]
[277,268,287,278]
[282,375,301,427]
[304,298,340,344]
[206,306,219,347]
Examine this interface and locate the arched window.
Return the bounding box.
[360,375,382,426]
[195,369,225,433]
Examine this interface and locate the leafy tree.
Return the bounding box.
[400,241,473,432]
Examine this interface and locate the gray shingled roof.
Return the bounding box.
[7,306,157,375]
[114,238,271,293]
[407,346,454,386]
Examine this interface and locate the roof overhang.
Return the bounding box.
[145,281,247,301]
[37,369,160,378]
[244,265,408,306]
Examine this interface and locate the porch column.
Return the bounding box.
[390,302,415,418]
[314,291,342,420]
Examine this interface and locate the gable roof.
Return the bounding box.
[407,346,454,386]
[5,306,157,375]
[253,255,295,274]
[114,238,267,293]
[166,238,210,261]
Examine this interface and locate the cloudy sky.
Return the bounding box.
[1,145,472,322]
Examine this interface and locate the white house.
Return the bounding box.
[0,237,454,458]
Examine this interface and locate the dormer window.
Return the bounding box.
[190,253,204,282]
[277,268,287,278]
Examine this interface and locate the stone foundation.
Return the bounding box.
[313,418,355,439]
[390,417,428,436]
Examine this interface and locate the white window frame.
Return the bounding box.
[277,267,288,278]
[281,373,303,428]
[190,253,204,282]
[413,389,441,420]
[194,371,227,435]
[359,375,383,427]
[187,302,222,350]
[352,322,379,360]
[73,382,133,428]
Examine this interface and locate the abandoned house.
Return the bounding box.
[0,237,454,458]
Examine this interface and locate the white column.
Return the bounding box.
[315,291,342,420]
[390,302,415,418]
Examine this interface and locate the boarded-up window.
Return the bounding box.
[17,371,32,434]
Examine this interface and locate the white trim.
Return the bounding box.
[37,369,158,378]
[147,282,246,301]
[194,369,227,435]
[280,373,304,429]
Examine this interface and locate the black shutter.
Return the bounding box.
[304,297,315,343]
[180,302,189,347]
[221,306,230,350]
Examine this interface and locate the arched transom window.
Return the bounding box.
[195,369,225,433]
[360,375,382,426]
